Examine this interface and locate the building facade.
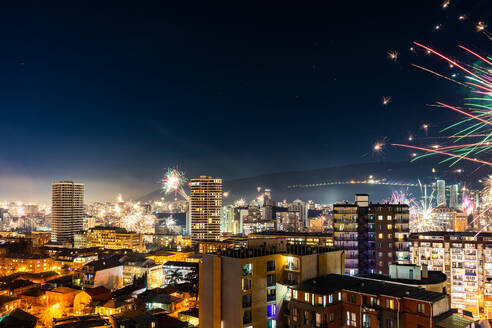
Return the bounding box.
[75,227,144,252]
[411,231,492,318]
[199,244,344,328]
[51,181,84,243]
[333,194,410,275]
[288,274,453,328]
[190,176,222,246]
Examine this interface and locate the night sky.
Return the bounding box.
[1,1,491,201]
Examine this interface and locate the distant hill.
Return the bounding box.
[138,160,487,204]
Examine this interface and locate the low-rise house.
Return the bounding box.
[73,286,112,315]
[95,298,134,317]
[73,256,123,290]
[0,295,21,316]
[53,314,111,328]
[143,293,182,312]
[162,261,198,285]
[0,308,37,327]
[18,287,46,311]
[46,286,78,308]
[178,308,199,327]
[3,279,38,297]
[110,309,186,328]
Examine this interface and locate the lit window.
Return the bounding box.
[305,292,310,302]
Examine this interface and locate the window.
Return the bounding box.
[386,319,393,328]
[318,296,323,305]
[315,313,321,327]
[378,215,383,220]
[292,307,298,322]
[322,295,326,307]
[349,294,357,304]
[242,263,252,275]
[346,312,356,326]
[292,290,298,299]
[362,313,371,328]
[242,277,252,291]
[305,292,310,302]
[338,292,342,301]
[387,224,392,229]
[267,260,276,272]
[388,252,392,258]
[242,294,252,308]
[378,233,383,239]
[267,274,276,287]
[268,319,276,328]
[328,294,333,304]
[386,299,395,310]
[267,304,277,317]
[304,310,310,324]
[267,288,276,302]
[329,312,334,322]
[388,234,392,239]
[243,310,252,324]
[387,215,392,220]
[417,303,425,314]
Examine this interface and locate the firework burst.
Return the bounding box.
[392,41,492,167]
[161,167,189,200]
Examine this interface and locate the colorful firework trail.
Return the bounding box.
[161,167,189,200]
[392,41,492,168]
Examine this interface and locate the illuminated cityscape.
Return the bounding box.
[1,1,492,328]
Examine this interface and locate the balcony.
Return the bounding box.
[284,263,299,271]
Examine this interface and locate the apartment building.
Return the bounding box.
[411,231,492,318]
[199,243,344,328]
[287,274,456,328]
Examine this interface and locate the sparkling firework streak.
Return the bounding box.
[161,167,189,200]
[382,96,391,106]
[387,50,398,62]
[393,41,492,167]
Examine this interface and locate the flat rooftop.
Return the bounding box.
[293,274,446,302]
[214,244,341,259]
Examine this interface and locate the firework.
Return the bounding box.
[434,24,442,31]
[223,191,230,198]
[382,96,391,106]
[387,51,398,62]
[458,14,467,21]
[476,21,487,32]
[161,167,189,200]
[393,42,492,167]
[441,0,450,9]
[373,142,384,151]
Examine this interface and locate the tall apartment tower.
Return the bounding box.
[190,176,222,246]
[333,194,410,276]
[436,179,446,206]
[449,184,459,209]
[51,181,84,243]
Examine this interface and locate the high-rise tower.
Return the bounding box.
[190,176,222,246]
[436,179,446,206]
[51,181,84,243]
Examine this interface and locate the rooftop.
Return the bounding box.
[248,231,333,238]
[293,274,446,302]
[411,231,492,238]
[360,271,447,286]
[215,244,341,259]
[162,261,199,268]
[53,315,110,328]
